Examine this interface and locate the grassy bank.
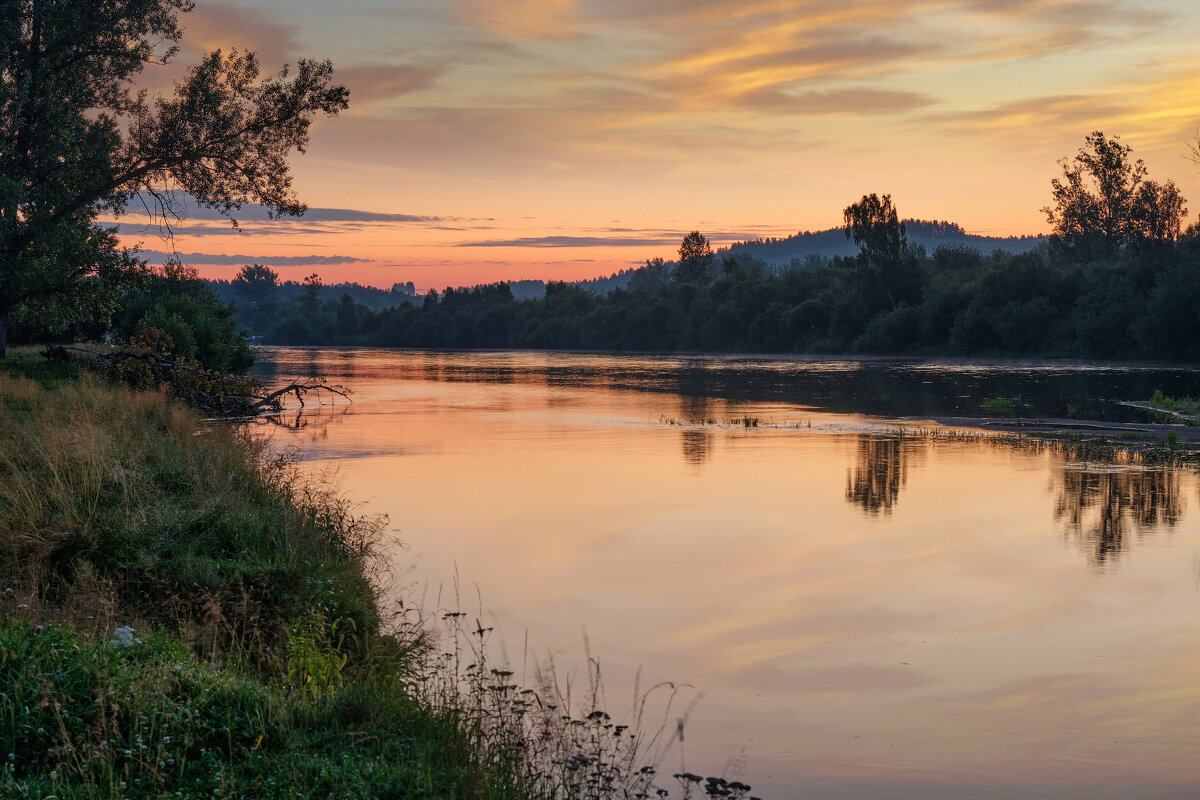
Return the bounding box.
[0,352,751,800]
[0,353,534,799]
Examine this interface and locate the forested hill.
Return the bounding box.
[202,220,1043,307]
[726,220,1045,266]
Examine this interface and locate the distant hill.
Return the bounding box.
[206,220,1046,308]
[725,219,1045,267]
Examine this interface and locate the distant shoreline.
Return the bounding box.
[251,343,1200,371]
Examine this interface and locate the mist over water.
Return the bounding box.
[255,349,1200,799]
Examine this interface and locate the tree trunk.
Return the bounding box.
[0,309,8,360]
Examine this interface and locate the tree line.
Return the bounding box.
[3,0,1198,373]
[66,130,1191,364]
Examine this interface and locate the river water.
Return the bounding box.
[253,348,1200,799]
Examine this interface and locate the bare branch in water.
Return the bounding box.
[44,345,351,418]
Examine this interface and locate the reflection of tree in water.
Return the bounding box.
[846,436,911,515]
[680,428,712,466]
[250,402,352,439]
[677,394,715,466]
[1053,462,1182,564]
[679,393,713,424]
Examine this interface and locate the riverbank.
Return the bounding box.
[0,351,534,799]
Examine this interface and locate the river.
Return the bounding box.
[254,348,1200,799]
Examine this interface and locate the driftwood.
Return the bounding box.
[45,345,350,418]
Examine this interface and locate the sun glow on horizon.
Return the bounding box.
[114,0,1200,289]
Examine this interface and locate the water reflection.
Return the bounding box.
[250,348,1200,799]
[1053,461,1184,564]
[678,393,715,425]
[845,436,911,515]
[680,428,713,466]
[249,403,352,442]
[252,348,1200,423]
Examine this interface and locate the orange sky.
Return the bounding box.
[112,0,1200,289]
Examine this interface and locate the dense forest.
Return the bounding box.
[199,233,1197,360]
[11,131,1200,365]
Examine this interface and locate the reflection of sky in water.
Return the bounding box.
[254,349,1200,799]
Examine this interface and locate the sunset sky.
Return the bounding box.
[113,0,1200,290]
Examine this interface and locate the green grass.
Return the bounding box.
[0,622,526,799]
[0,345,82,387]
[0,356,536,799]
[980,396,1023,415]
[0,364,380,656]
[1150,389,1200,415]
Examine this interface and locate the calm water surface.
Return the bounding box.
[254,349,1200,799]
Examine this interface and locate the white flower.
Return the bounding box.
[110,626,140,648]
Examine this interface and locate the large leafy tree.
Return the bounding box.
[844,193,906,264]
[676,231,714,283]
[114,260,254,373]
[1044,131,1187,262]
[0,0,349,357]
[230,263,280,309]
[843,193,922,309]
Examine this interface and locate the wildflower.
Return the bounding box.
[34,625,43,632]
[110,626,140,647]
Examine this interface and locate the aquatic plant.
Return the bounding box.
[1149,390,1199,417]
[980,396,1023,415]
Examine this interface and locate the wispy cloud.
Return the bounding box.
[738,87,936,114]
[337,63,444,104]
[120,193,447,224]
[458,0,581,40]
[181,1,302,68]
[109,0,1200,286]
[139,251,373,266]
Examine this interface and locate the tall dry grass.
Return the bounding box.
[0,371,382,665]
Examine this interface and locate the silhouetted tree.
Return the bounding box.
[1044,131,1187,261]
[843,193,922,309]
[844,193,906,264]
[630,257,671,290]
[676,231,714,283]
[299,273,322,314]
[231,264,280,311]
[0,0,349,357]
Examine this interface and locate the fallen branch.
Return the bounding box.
[251,379,350,413]
[45,345,351,418]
